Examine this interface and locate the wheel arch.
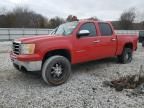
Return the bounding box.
[123,42,133,50]
[42,49,71,65]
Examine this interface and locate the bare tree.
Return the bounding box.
[47,16,65,28]
[0,6,48,28]
[0,7,7,15]
[137,12,144,29]
[119,7,136,29]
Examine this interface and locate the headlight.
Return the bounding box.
[21,44,35,54]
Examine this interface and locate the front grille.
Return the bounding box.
[13,41,21,55]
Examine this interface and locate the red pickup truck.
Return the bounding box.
[10,20,138,85]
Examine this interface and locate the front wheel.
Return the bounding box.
[42,56,71,86]
[117,48,133,64]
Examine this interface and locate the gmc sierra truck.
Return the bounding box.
[10,20,138,85]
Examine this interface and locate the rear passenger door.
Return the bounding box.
[97,23,117,58]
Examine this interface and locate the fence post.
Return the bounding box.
[23,28,24,37]
[36,28,38,35]
[8,28,10,41]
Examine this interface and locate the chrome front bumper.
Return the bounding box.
[12,59,42,72]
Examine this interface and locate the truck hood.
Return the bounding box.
[17,35,65,43]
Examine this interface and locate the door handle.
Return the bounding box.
[93,40,100,43]
[111,38,116,41]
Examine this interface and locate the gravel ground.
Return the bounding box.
[0,41,11,53]
[0,42,144,108]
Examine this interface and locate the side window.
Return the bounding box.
[99,23,113,36]
[79,23,96,36]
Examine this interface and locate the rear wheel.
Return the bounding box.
[42,56,71,85]
[118,48,133,64]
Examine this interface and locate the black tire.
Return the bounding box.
[118,48,133,64]
[42,56,71,85]
[142,41,144,47]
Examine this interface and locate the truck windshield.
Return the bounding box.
[54,21,78,36]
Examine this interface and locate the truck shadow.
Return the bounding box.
[72,57,118,73]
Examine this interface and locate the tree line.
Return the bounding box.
[0,7,80,29]
[113,8,144,30]
[0,6,144,30]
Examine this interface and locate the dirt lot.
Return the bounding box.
[0,42,144,108]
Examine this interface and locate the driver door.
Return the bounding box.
[73,22,98,63]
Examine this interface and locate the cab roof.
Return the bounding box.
[78,19,112,24]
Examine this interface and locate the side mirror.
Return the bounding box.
[77,30,90,37]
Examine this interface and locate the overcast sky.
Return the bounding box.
[1,0,144,21]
